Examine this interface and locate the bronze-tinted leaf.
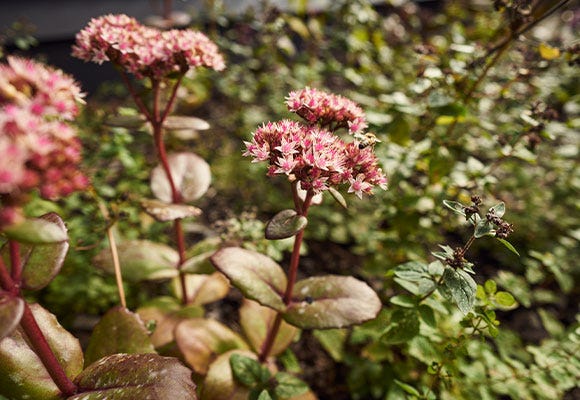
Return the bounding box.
[172,272,230,305]
[71,353,197,399]
[0,293,24,340]
[265,209,308,240]
[240,299,298,357]
[84,306,156,367]
[140,198,202,222]
[0,304,83,399]
[3,212,68,244]
[284,276,381,329]
[211,247,286,311]
[175,318,248,375]
[150,152,211,203]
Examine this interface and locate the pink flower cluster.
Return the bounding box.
[0,57,88,226]
[72,14,225,79]
[286,87,368,135]
[244,119,387,198]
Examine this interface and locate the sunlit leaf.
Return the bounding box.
[72,354,196,399]
[489,202,505,218]
[474,219,494,238]
[84,306,156,367]
[175,318,249,375]
[443,200,466,216]
[312,329,347,362]
[151,152,211,203]
[229,353,270,387]
[201,350,254,400]
[265,209,308,240]
[274,372,309,399]
[380,309,420,344]
[284,275,381,329]
[539,43,560,60]
[172,272,230,305]
[240,299,298,357]
[93,240,179,282]
[3,213,68,244]
[140,198,201,222]
[328,187,347,209]
[211,247,286,311]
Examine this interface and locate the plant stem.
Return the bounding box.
[20,303,77,397]
[259,190,314,362]
[0,256,16,294]
[106,225,127,309]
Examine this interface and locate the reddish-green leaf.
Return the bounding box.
[0,304,83,400]
[151,152,211,203]
[3,213,68,244]
[240,299,298,357]
[136,297,204,348]
[71,354,197,399]
[211,247,286,311]
[175,318,249,375]
[172,272,230,305]
[201,350,254,400]
[0,293,24,340]
[93,240,179,282]
[84,306,156,367]
[284,276,381,329]
[265,209,308,240]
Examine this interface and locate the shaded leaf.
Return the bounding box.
[0,304,82,400]
[172,272,230,305]
[439,267,477,314]
[230,353,270,387]
[140,198,201,222]
[93,240,179,282]
[3,213,68,244]
[151,152,211,203]
[71,354,196,399]
[136,297,204,348]
[0,293,24,340]
[211,247,286,311]
[328,187,347,209]
[418,304,436,328]
[497,238,520,256]
[474,219,494,238]
[240,299,298,357]
[274,372,309,398]
[175,318,249,375]
[380,309,420,344]
[104,114,145,129]
[390,294,417,308]
[312,329,347,362]
[265,209,308,240]
[84,306,156,367]
[284,276,381,329]
[201,350,254,400]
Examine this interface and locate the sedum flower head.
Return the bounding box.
[244,120,387,198]
[0,57,88,226]
[72,14,226,79]
[286,87,368,135]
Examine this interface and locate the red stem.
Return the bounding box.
[0,256,16,294]
[119,70,152,121]
[259,190,314,362]
[20,303,77,397]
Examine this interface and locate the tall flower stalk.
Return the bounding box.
[242,87,387,361]
[73,14,225,304]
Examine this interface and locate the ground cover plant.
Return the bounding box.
[0,0,578,399]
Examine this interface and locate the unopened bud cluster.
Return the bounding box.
[0,57,87,227]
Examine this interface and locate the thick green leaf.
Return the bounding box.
[71,354,197,399]
[442,200,466,217]
[84,306,156,367]
[201,350,254,400]
[390,294,417,308]
[265,209,308,240]
[0,293,24,340]
[495,291,517,308]
[240,299,298,357]
[175,318,249,375]
[0,304,83,400]
[93,240,179,282]
[474,219,494,238]
[151,152,211,203]
[136,297,204,348]
[418,304,436,328]
[172,272,230,305]
[439,267,477,314]
[140,198,201,222]
[211,247,286,311]
[312,329,347,362]
[284,276,381,329]
[3,213,68,244]
[274,372,309,398]
[380,309,420,344]
[230,353,270,387]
